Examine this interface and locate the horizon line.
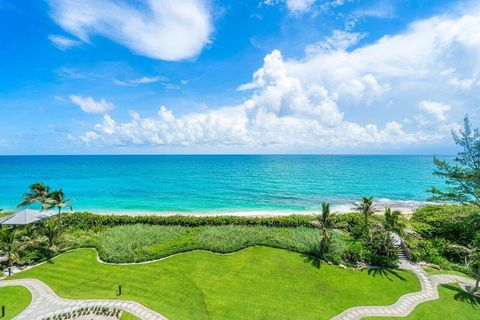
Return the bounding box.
[0,153,456,157]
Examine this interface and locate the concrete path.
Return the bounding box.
[331,260,476,320]
[2,262,476,320]
[0,279,168,320]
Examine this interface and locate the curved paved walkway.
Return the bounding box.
[3,256,476,320]
[0,279,168,320]
[331,260,476,320]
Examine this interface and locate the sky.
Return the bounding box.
[0,0,479,155]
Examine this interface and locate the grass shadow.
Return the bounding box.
[443,284,480,310]
[301,254,322,269]
[362,267,407,281]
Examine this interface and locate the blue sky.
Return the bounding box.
[0,0,478,154]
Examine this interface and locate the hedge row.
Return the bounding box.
[62,212,318,230]
[411,204,480,245]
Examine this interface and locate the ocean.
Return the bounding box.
[0,155,449,214]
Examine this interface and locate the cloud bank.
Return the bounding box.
[80,6,480,152]
[48,0,212,61]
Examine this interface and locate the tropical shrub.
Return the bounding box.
[412,205,480,245]
[62,212,318,230]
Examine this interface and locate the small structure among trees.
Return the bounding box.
[0,209,54,226]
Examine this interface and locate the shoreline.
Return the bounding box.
[1,199,437,218]
[71,199,435,217]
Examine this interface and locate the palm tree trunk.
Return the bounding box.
[474,264,480,293]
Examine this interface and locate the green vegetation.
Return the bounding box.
[11,247,420,320]
[18,182,74,215]
[406,204,480,278]
[0,286,32,320]
[364,284,480,320]
[3,119,480,320]
[120,311,141,320]
[426,115,480,292]
[63,211,317,229]
[0,210,11,219]
[422,267,474,279]
[90,224,324,263]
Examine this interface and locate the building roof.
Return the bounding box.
[0,209,54,225]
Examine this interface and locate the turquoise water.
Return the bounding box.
[0,155,448,214]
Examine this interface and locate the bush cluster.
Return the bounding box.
[406,204,480,277]
[43,306,121,320]
[411,204,480,245]
[62,212,317,230]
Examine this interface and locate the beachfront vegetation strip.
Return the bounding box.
[0,286,32,320]
[364,283,480,320]
[407,204,480,277]
[11,246,420,320]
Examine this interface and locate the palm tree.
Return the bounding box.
[315,202,337,256]
[42,219,63,252]
[44,189,73,217]
[20,224,41,247]
[384,208,405,237]
[0,228,24,268]
[354,196,376,229]
[17,182,51,209]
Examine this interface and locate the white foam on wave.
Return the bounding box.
[80,198,435,217]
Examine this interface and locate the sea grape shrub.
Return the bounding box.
[343,240,365,263]
[412,205,480,245]
[62,212,318,230]
[334,213,365,239]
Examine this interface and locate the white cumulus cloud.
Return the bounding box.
[417,101,451,122]
[81,51,439,150]
[70,95,114,114]
[48,0,212,61]
[79,5,480,152]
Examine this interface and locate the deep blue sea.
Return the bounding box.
[0,155,449,214]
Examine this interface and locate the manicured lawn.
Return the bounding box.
[0,286,32,320]
[12,246,420,320]
[120,311,140,320]
[422,267,474,279]
[364,284,480,319]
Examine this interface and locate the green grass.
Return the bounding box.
[12,246,420,320]
[81,224,325,263]
[422,267,474,279]
[120,311,141,320]
[364,284,480,319]
[0,286,32,320]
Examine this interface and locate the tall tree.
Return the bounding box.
[429,115,480,292]
[354,196,376,229]
[44,190,73,217]
[384,208,405,237]
[17,182,51,209]
[315,202,338,256]
[429,116,480,205]
[0,229,24,268]
[42,219,63,252]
